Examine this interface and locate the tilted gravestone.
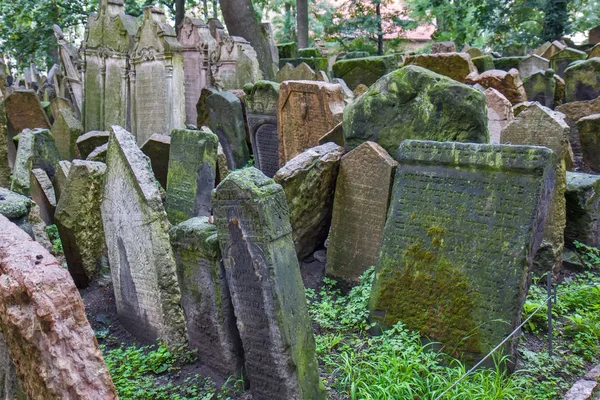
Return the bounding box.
[53,160,71,203]
[165,127,218,225]
[274,143,345,260]
[131,7,186,146]
[101,125,187,347]
[326,141,397,281]
[212,168,325,400]
[541,40,566,60]
[485,88,514,144]
[76,130,109,159]
[11,129,60,196]
[564,57,600,102]
[276,63,328,83]
[550,48,587,78]
[87,143,108,162]
[81,0,138,132]
[29,168,56,225]
[369,140,555,365]
[51,107,84,161]
[55,160,107,288]
[140,133,170,189]
[278,80,345,166]
[207,91,250,169]
[244,80,280,177]
[169,217,243,375]
[211,35,263,91]
[523,70,557,109]
[464,68,528,105]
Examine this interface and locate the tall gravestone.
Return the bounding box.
[369,140,554,365]
[131,7,186,146]
[212,168,325,400]
[165,127,218,225]
[244,81,280,177]
[11,129,60,196]
[101,125,187,347]
[278,80,345,166]
[564,57,600,102]
[81,0,137,132]
[76,130,110,159]
[169,217,243,375]
[326,141,397,281]
[51,107,84,161]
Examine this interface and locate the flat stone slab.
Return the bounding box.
[563,380,597,400]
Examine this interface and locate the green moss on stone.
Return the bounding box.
[472,55,495,72]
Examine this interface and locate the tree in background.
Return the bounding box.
[542,0,570,41]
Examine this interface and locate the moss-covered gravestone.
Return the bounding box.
[207,91,250,170]
[165,127,218,225]
[565,172,600,248]
[55,160,106,288]
[343,66,488,160]
[550,48,587,78]
[29,169,56,225]
[101,125,187,348]
[403,52,476,82]
[332,55,397,90]
[326,141,397,281]
[472,55,495,73]
[196,87,218,128]
[169,217,243,375]
[518,54,549,80]
[523,70,557,109]
[141,133,170,189]
[369,140,555,365]
[53,160,71,205]
[76,131,109,159]
[51,107,83,161]
[275,63,328,83]
[564,57,600,102]
[244,81,280,177]
[212,168,325,400]
[577,114,600,172]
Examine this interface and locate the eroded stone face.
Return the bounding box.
[331,55,397,90]
[140,133,171,189]
[76,131,109,159]
[403,52,477,82]
[564,57,600,102]
[523,70,557,109]
[565,172,600,248]
[465,68,528,105]
[578,114,600,172]
[556,97,600,166]
[369,140,555,366]
[51,107,83,161]
[485,88,514,144]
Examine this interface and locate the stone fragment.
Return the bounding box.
[0,214,118,399]
[76,131,109,159]
[0,188,31,223]
[55,160,106,288]
[523,70,557,108]
[465,68,527,105]
[518,54,550,80]
[169,217,243,375]
[29,168,56,225]
[332,55,398,90]
[403,52,477,82]
[353,83,368,97]
[588,44,600,59]
[466,47,484,59]
[534,42,552,57]
[101,125,187,347]
[140,133,170,189]
[369,140,554,365]
[212,168,325,400]
[51,107,83,160]
[431,41,456,53]
[278,81,345,166]
[165,127,218,225]
[10,129,60,196]
[326,141,396,281]
[565,172,600,248]
[485,88,514,144]
[344,66,488,160]
[577,114,600,172]
[319,122,345,147]
[550,47,587,78]
[212,35,263,91]
[556,97,600,166]
[276,62,328,83]
[196,87,218,128]
[86,143,107,162]
[562,380,597,400]
[501,103,571,274]
[53,160,71,207]
[207,91,250,169]
[513,101,533,116]
[274,143,344,260]
[565,57,600,102]
[472,55,495,73]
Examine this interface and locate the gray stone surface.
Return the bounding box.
[53,160,71,202]
[565,172,600,249]
[485,88,514,144]
[51,107,83,161]
[577,113,600,172]
[29,168,56,226]
[523,70,557,109]
[140,133,171,189]
[76,131,109,159]
[518,54,549,80]
[86,143,108,163]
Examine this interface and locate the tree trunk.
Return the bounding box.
[213,0,218,19]
[543,0,570,41]
[175,0,186,35]
[376,1,383,55]
[203,0,209,20]
[220,0,276,79]
[296,0,308,49]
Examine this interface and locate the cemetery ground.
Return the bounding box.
[46,224,600,399]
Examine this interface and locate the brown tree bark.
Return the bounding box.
[175,0,186,35]
[296,0,308,49]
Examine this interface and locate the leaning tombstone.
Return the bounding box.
[485,88,514,144]
[216,143,229,183]
[212,168,325,400]
[29,168,56,225]
[332,55,398,90]
[522,70,557,109]
[101,125,187,347]
[76,130,110,159]
[165,127,218,225]
[465,68,528,105]
[550,48,587,78]
[319,122,345,147]
[141,133,171,189]
[369,140,554,366]
[196,87,218,128]
[564,57,600,102]
[51,107,84,161]
[49,97,74,123]
[326,141,397,281]
[169,217,243,375]
[541,40,566,60]
[55,160,107,288]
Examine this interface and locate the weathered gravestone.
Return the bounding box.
[465,68,528,105]
[10,129,60,196]
[565,172,600,249]
[278,80,345,166]
[87,143,108,162]
[485,88,514,144]
[472,55,495,73]
[53,25,83,117]
[431,41,456,53]
[523,70,557,108]
[541,40,567,60]
[0,214,118,400]
[216,143,229,184]
[49,97,75,124]
[331,55,397,90]
[564,57,600,102]
[29,168,56,225]
[141,133,170,189]
[276,63,328,83]
[212,168,325,400]
[326,141,397,281]
[81,0,138,132]
[53,160,71,204]
[207,91,250,169]
[196,87,218,128]
[556,97,600,167]
[169,217,243,375]
[51,107,84,161]
[518,54,550,80]
[577,113,600,172]
[344,66,488,160]
[101,125,187,347]
[165,127,218,225]
[244,81,280,177]
[131,7,186,146]
[55,160,106,288]
[319,122,345,147]
[550,48,587,78]
[403,52,477,83]
[369,140,554,365]
[178,17,218,126]
[0,91,9,187]
[76,130,109,159]
[501,103,571,274]
[211,35,262,91]
[274,143,344,260]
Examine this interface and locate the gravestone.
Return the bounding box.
[81,0,138,132]
[431,41,456,53]
[49,97,74,123]
[472,55,495,73]
[344,66,488,160]
[369,140,554,365]
[485,88,514,144]
[332,55,398,90]
[556,97,600,166]
[244,80,280,177]
[55,160,106,288]
[165,127,218,225]
[196,87,218,128]
[216,143,229,183]
[54,160,71,202]
[53,25,82,117]
[541,40,566,60]
[276,63,328,83]
[76,130,109,159]
[501,103,571,274]
[278,80,345,166]
[131,7,186,146]
[564,57,600,102]
[523,70,557,108]
[101,125,187,347]
[274,143,344,260]
[141,133,170,189]
[493,56,527,72]
[87,143,108,162]
[178,17,218,126]
[326,141,397,281]
[51,107,84,161]
[211,35,262,90]
[169,217,243,375]
[212,168,325,400]
[0,91,9,187]
[29,169,56,225]
[550,48,587,78]
[319,122,345,147]
[577,113,600,172]
[565,172,600,248]
[403,52,477,83]
[465,69,527,105]
[207,91,250,169]
[11,129,60,196]
[518,54,550,80]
